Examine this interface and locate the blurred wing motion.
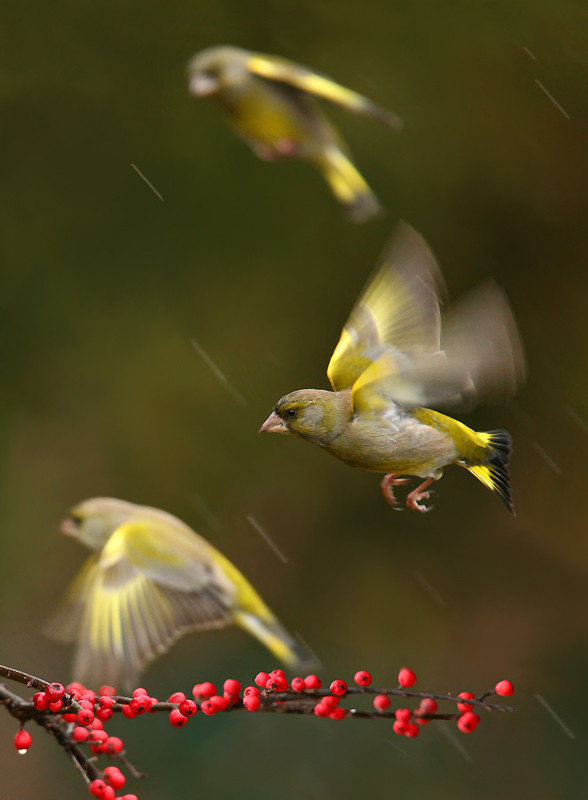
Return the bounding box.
[47,518,312,690]
[246,53,403,129]
[345,227,526,414]
[327,222,444,393]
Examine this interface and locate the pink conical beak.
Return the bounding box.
[259,412,288,434]
[59,516,78,537]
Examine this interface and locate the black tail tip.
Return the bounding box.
[487,430,514,514]
[346,193,384,224]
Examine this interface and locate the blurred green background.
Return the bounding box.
[1,1,587,798]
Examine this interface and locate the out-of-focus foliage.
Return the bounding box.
[1,1,586,798]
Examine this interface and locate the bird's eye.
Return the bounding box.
[286,408,297,418]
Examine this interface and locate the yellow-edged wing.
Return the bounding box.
[246,53,403,129]
[351,281,526,414]
[62,519,237,689]
[327,222,444,394]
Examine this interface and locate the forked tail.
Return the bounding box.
[466,430,514,513]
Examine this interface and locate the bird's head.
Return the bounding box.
[259,389,350,446]
[59,497,136,551]
[187,46,249,97]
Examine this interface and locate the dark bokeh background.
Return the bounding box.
[1,1,587,798]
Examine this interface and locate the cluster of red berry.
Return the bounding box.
[10,669,515,799]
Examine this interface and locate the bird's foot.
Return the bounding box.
[406,478,436,513]
[380,473,411,508]
[275,139,299,158]
[253,143,280,161]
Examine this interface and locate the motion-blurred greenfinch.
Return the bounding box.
[187,45,402,222]
[260,223,525,513]
[47,497,313,689]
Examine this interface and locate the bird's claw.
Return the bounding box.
[380,474,410,507]
[406,491,433,513]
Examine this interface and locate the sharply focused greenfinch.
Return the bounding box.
[260,223,525,513]
[187,45,403,222]
[46,498,313,689]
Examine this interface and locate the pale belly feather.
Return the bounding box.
[326,409,458,477]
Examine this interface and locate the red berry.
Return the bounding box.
[105,736,123,754]
[418,698,438,714]
[200,700,217,716]
[398,668,416,688]
[89,717,104,730]
[98,685,116,697]
[457,692,476,713]
[132,687,148,697]
[269,668,286,678]
[393,719,408,735]
[89,729,108,743]
[329,680,347,696]
[79,699,94,710]
[179,699,197,717]
[321,695,340,709]
[66,682,86,695]
[81,692,96,704]
[494,679,514,696]
[265,675,288,692]
[129,695,152,715]
[103,766,126,790]
[192,682,216,700]
[72,726,89,742]
[169,708,188,727]
[96,708,112,722]
[254,672,269,688]
[243,686,260,698]
[313,701,329,717]
[209,695,228,711]
[168,691,186,703]
[46,682,65,700]
[329,707,345,721]
[457,711,480,733]
[98,695,114,709]
[405,722,420,738]
[77,708,94,726]
[243,694,261,711]
[121,704,136,719]
[223,679,241,700]
[354,670,372,687]
[63,713,77,723]
[290,677,305,692]
[33,692,48,710]
[395,707,411,722]
[48,699,63,712]
[304,674,322,690]
[373,694,391,712]
[14,730,32,751]
[89,779,113,799]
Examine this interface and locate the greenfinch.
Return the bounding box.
[187,45,403,222]
[47,497,313,689]
[260,223,525,513]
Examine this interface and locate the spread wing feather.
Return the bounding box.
[328,222,445,393]
[49,521,235,689]
[351,280,526,413]
[246,53,403,128]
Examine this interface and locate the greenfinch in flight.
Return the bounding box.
[187,45,403,222]
[260,223,525,513]
[46,498,313,689]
